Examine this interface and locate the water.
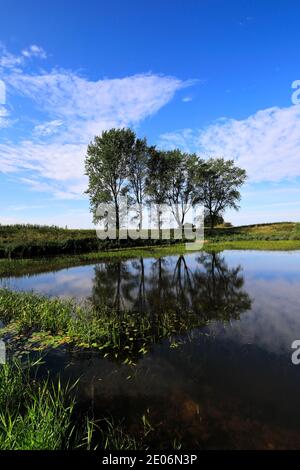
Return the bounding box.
[2,250,300,449]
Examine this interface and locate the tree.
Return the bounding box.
[145,148,169,232]
[85,128,136,233]
[204,213,224,227]
[127,137,150,231]
[196,158,247,229]
[163,149,200,227]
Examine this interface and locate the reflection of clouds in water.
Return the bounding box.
[209,277,300,355]
[0,268,94,298]
[224,250,300,280]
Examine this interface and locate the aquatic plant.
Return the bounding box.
[0,288,199,362]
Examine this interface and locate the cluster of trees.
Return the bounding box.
[85,128,247,231]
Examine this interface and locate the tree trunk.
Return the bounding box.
[115,201,120,237]
[157,207,162,240]
[139,206,143,232]
[210,212,215,230]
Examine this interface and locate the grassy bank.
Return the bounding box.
[1,222,300,259]
[1,238,300,278]
[205,239,300,251]
[0,359,93,450]
[0,243,188,277]
[0,224,182,258]
[0,222,300,277]
[206,222,300,242]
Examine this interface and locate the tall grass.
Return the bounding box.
[0,359,92,450]
[0,358,163,450]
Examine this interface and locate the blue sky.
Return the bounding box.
[0,0,299,227]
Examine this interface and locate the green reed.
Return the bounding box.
[0,358,94,450]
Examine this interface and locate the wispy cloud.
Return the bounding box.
[21,45,47,59]
[0,42,46,69]
[182,96,192,102]
[0,45,194,200]
[7,70,189,142]
[160,105,300,183]
[33,120,64,137]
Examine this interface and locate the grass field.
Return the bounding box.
[1,222,299,245]
[0,224,184,258]
[206,222,300,241]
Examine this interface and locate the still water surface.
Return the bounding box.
[2,250,300,449]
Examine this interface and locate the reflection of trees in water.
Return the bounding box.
[192,252,251,321]
[91,261,132,313]
[91,252,251,323]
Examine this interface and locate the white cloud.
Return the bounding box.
[0,53,191,199]
[0,43,46,70]
[0,49,22,69]
[160,105,300,183]
[0,106,9,128]
[182,96,192,102]
[7,70,188,142]
[21,45,47,59]
[159,128,195,152]
[160,106,300,224]
[33,120,63,136]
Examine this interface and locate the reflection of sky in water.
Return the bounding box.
[207,251,300,355]
[2,250,300,357]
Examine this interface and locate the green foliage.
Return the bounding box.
[163,150,200,226]
[205,222,299,241]
[0,243,188,277]
[0,359,89,450]
[195,158,247,228]
[85,128,247,233]
[85,128,136,229]
[205,214,224,227]
[0,289,201,361]
[127,137,151,230]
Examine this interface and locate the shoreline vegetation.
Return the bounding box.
[0,358,158,450]
[0,287,213,450]
[0,287,212,359]
[0,222,300,277]
[0,288,200,449]
[0,359,93,450]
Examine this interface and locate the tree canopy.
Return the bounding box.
[195,158,247,229]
